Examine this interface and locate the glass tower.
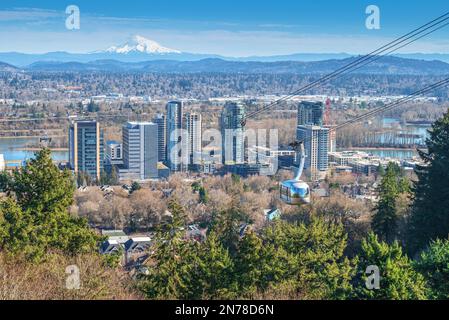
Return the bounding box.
[69,120,104,181]
[220,102,246,165]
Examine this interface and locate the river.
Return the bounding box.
[0,137,68,166]
[0,118,431,165]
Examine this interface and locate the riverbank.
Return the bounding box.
[344,146,419,151]
[15,147,68,152]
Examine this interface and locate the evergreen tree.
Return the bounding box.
[198,186,208,204]
[372,162,409,243]
[414,239,449,299]
[209,202,249,255]
[0,149,101,261]
[192,232,235,299]
[234,231,264,295]
[141,200,193,299]
[353,233,428,300]
[9,149,75,213]
[408,109,449,253]
[261,218,355,299]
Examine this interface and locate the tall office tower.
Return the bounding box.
[69,120,104,181]
[296,125,329,181]
[152,113,166,162]
[166,101,187,171]
[297,101,324,126]
[122,121,158,180]
[325,125,337,153]
[220,102,246,165]
[184,112,202,166]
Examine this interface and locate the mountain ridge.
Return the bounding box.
[20,56,449,75]
[3,35,449,66]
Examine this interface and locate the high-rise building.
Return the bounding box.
[69,120,104,181]
[184,112,202,166]
[296,125,329,181]
[105,140,123,166]
[297,101,324,126]
[221,102,245,165]
[122,121,158,180]
[166,101,187,171]
[152,113,166,162]
[324,125,337,153]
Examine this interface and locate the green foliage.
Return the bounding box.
[0,171,11,192]
[140,198,356,300]
[260,218,355,299]
[9,149,75,213]
[130,181,141,194]
[198,187,208,204]
[191,181,201,192]
[209,203,249,255]
[190,232,236,299]
[353,233,428,300]
[100,166,119,186]
[0,148,101,261]
[76,170,93,187]
[408,109,449,253]
[234,231,264,295]
[141,200,194,299]
[414,239,449,299]
[372,162,410,243]
[231,173,241,184]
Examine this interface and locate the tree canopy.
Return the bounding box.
[0,149,101,261]
[408,109,449,253]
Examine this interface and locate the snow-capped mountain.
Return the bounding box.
[104,35,181,54]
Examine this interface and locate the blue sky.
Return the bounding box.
[0,0,448,55]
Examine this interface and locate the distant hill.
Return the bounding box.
[0,61,19,72]
[23,56,449,75]
[2,35,449,67]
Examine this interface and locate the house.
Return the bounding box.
[264,208,282,221]
[124,237,152,265]
[185,224,207,242]
[99,229,129,255]
[101,229,129,244]
[100,239,123,255]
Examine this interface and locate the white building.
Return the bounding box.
[297,125,329,181]
[184,112,202,166]
[106,140,123,165]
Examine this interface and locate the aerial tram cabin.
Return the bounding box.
[280,141,311,205]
